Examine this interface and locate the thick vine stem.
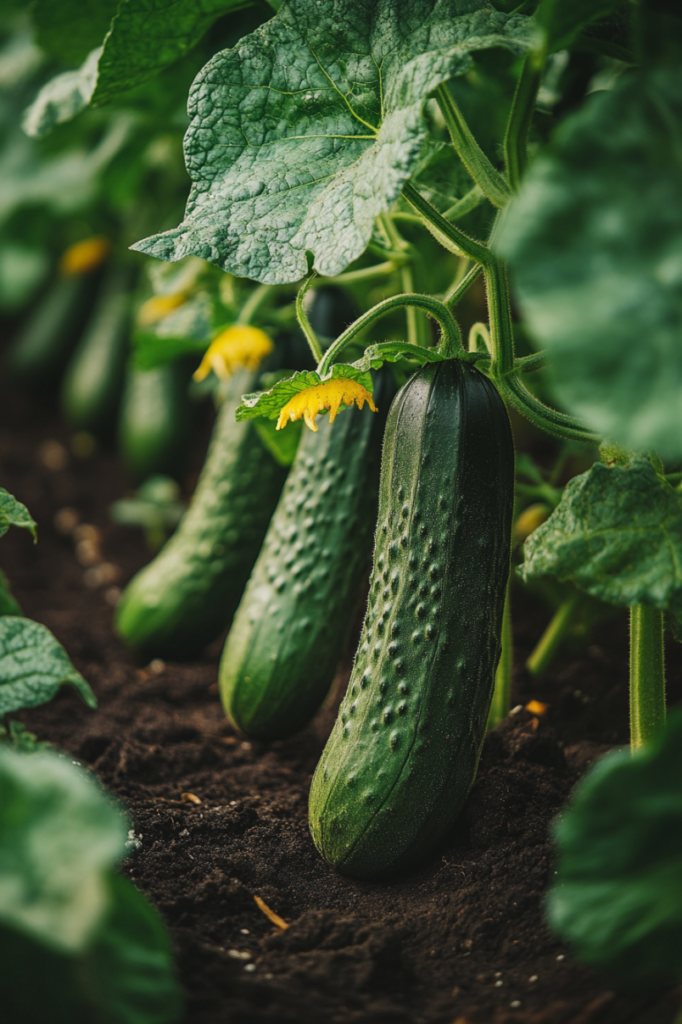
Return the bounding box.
[318,292,462,375]
[484,259,516,376]
[487,583,512,730]
[504,52,544,191]
[630,604,666,752]
[435,83,512,208]
[295,273,324,364]
[443,263,482,309]
[499,375,600,446]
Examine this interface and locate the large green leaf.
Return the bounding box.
[134,0,532,283]
[0,747,125,954]
[547,710,682,989]
[0,488,36,540]
[522,459,682,619]
[0,616,96,716]
[24,0,255,137]
[497,67,682,460]
[32,0,118,67]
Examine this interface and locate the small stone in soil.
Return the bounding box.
[556,955,565,962]
[510,1001,521,1009]
[244,964,256,972]
[494,981,503,987]
[529,975,538,982]
[149,659,165,674]
[240,929,250,935]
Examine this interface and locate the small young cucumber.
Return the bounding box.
[220,373,389,741]
[60,268,133,437]
[309,360,514,879]
[118,362,191,483]
[115,370,288,659]
[6,272,101,390]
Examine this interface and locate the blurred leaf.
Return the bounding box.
[0,243,50,311]
[254,416,303,465]
[497,67,682,459]
[0,747,124,954]
[0,488,36,539]
[0,616,97,716]
[0,569,21,617]
[547,710,682,989]
[32,0,118,67]
[132,291,215,369]
[23,47,101,137]
[522,460,682,624]
[534,0,625,53]
[134,0,533,283]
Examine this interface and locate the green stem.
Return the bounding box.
[443,185,485,221]
[629,605,666,752]
[468,322,491,355]
[503,52,544,191]
[499,375,601,446]
[318,292,462,375]
[238,283,274,325]
[488,583,513,730]
[295,274,323,364]
[435,83,513,208]
[403,181,491,265]
[484,259,516,375]
[321,261,397,285]
[526,593,581,678]
[443,262,482,308]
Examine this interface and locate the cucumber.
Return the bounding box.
[118,363,191,483]
[115,370,288,659]
[60,268,133,437]
[309,360,514,879]
[219,372,391,741]
[5,272,101,390]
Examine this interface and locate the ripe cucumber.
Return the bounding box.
[115,370,288,659]
[60,268,133,437]
[5,272,101,390]
[309,360,514,879]
[220,372,390,741]
[118,362,191,483]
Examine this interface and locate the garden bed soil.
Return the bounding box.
[2,373,681,1024]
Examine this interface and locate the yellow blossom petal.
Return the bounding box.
[276,378,377,432]
[193,325,274,382]
[137,293,187,327]
[59,236,110,276]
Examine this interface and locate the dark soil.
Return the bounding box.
[1,372,681,1024]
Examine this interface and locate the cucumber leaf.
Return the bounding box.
[0,489,36,540]
[497,67,682,460]
[24,0,254,137]
[522,459,682,622]
[0,747,125,954]
[32,0,118,67]
[547,710,682,989]
[133,0,533,283]
[0,617,96,716]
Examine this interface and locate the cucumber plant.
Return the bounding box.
[19,0,682,886]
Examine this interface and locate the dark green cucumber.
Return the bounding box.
[309,360,514,879]
[118,363,191,483]
[60,268,133,437]
[6,272,101,390]
[220,373,390,741]
[115,371,288,659]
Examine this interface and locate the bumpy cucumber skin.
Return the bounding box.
[118,363,191,483]
[115,371,287,659]
[6,273,99,389]
[220,386,386,741]
[60,269,132,436]
[309,361,514,879]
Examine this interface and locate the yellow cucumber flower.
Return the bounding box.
[193,325,274,382]
[59,236,110,276]
[137,293,187,327]
[276,378,377,433]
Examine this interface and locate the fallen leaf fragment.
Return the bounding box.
[254,894,289,931]
[525,699,549,716]
[181,792,202,805]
